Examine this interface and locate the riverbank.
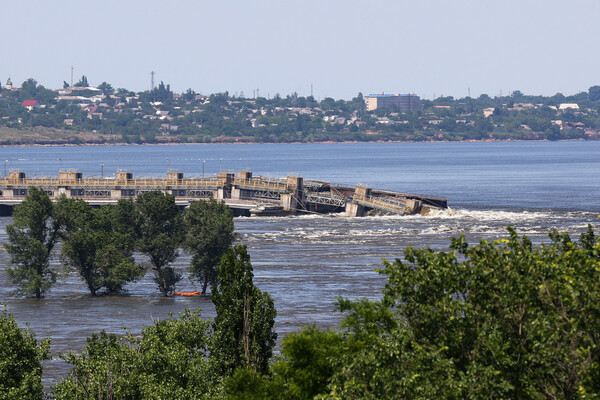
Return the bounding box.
[0,126,594,147]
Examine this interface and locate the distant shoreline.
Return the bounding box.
[0,137,591,148]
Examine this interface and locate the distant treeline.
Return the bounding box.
[1,77,600,144]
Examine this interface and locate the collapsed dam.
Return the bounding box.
[0,169,447,217]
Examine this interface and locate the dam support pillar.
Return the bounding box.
[216,172,234,200]
[281,176,304,214]
[405,198,423,214]
[345,202,365,217]
[280,193,297,213]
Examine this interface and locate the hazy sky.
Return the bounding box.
[2,1,599,100]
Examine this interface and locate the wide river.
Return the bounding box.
[1,141,599,386]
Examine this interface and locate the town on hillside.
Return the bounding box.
[1,76,599,145]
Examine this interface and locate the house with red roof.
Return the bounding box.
[21,100,39,111]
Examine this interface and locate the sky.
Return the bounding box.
[2,0,600,100]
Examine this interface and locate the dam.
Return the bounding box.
[0,169,447,217]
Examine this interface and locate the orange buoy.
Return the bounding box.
[172,291,202,296]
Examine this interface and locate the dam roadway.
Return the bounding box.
[0,169,447,217]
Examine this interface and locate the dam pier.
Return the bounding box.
[0,169,447,217]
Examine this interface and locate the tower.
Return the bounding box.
[151,71,155,91]
[5,77,12,90]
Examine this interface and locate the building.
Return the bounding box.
[559,103,579,111]
[21,100,39,111]
[364,93,422,112]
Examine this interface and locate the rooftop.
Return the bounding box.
[366,93,418,98]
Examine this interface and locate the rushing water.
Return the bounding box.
[0,141,599,386]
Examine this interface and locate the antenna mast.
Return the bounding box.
[151,71,155,90]
[70,65,74,87]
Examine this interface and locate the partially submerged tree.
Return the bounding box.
[4,187,61,298]
[135,191,183,296]
[0,308,50,400]
[183,199,235,294]
[211,245,277,376]
[57,198,144,296]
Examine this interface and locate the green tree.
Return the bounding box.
[135,191,183,296]
[20,78,38,98]
[53,308,214,399]
[0,308,50,400]
[183,199,235,294]
[74,75,89,87]
[4,187,61,298]
[269,327,344,400]
[235,227,600,399]
[211,246,277,376]
[57,198,144,296]
[589,85,600,102]
[97,81,114,96]
[323,227,600,399]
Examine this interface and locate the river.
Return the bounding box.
[0,141,599,386]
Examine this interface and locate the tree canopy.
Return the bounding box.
[52,308,214,399]
[134,191,183,296]
[4,187,61,298]
[225,226,600,399]
[57,198,144,296]
[183,199,235,294]
[211,246,277,377]
[0,308,49,400]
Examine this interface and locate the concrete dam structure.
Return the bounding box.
[0,169,447,217]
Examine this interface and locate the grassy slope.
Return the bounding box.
[0,127,116,146]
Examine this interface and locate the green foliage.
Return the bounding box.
[228,226,600,399]
[272,327,345,400]
[0,308,50,400]
[589,86,600,102]
[4,187,60,298]
[222,368,275,400]
[97,81,114,95]
[183,199,235,294]
[135,191,183,296]
[74,75,89,87]
[4,73,600,144]
[323,226,600,399]
[211,246,277,376]
[52,246,280,398]
[52,308,214,400]
[57,198,144,295]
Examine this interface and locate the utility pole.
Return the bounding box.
[71,65,74,87]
